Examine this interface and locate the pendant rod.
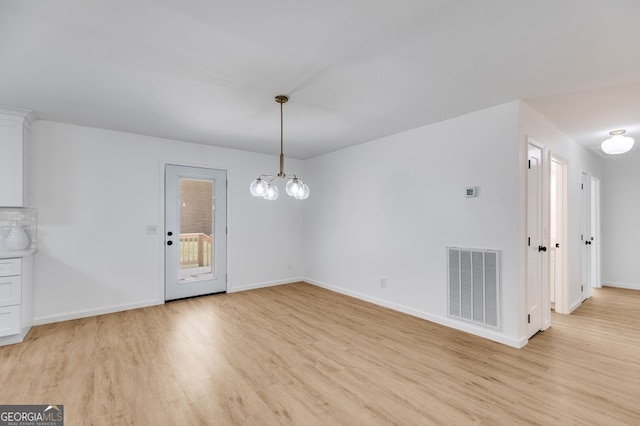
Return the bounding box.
[276,95,288,178]
[279,99,284,177]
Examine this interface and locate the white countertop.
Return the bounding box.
[0,248,37,258]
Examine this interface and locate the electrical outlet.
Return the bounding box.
[146,225,158,234]
[380,278,387,288]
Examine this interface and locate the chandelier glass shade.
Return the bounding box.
[601,129,634,155]
[249,95,309,200]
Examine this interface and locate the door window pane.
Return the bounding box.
[179,178,214,281]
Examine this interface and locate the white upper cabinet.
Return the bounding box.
[0,107,36,207]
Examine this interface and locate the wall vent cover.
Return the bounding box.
[447,247,501,329]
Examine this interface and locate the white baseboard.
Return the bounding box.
[569,299,582,313]
[228,277,304,293]
[32,277,305,326]
[303,277,526,349]
[0,326,31,346]
[33,299,164,326]
[603,282,640,291]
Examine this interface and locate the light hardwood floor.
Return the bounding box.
[2,283,640,425]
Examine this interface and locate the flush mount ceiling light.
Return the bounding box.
[249,95,309,200]
[601,129,635,155]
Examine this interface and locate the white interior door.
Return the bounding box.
[550,157,568,314]
[527,143,544,337]
[590,176,601,289]
[550,161,557,307]
[580,172,591,301]
[527,144,546,337]
[165,165,227,301]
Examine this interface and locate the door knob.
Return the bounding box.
[167,240,173,246]
[538,245,547,252]
[585,241,591,245]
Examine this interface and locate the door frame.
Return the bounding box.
[159,161,231,301]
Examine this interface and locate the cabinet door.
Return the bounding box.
[0,305,20,337]
[0,258,22,276]
[0,117,24,207]
[0,276,21,307]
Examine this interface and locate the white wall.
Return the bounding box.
[519,102,603,312]
[26,101,611,346]
[303,102,524,347]
[29,120,305,324]
[601,150,640,289]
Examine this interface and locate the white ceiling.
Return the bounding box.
[1,0,639,159]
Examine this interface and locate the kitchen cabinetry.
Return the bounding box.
[0,207,36,346]
[0,106,37,346]
[0,256,33,345]
[0,106,36,207]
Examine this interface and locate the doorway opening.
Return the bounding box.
[550,156,568,313]
[580,173,601,303]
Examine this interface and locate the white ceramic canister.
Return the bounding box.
[5,226,29,251]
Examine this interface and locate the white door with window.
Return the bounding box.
[165,165,227,300]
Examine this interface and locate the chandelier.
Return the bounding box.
[249,95,309,200]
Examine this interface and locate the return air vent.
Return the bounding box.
[448,247,500,329]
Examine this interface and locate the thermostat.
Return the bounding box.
[465,186,478,197]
